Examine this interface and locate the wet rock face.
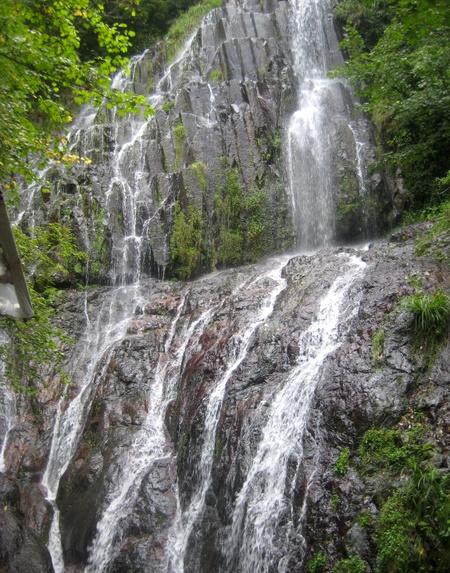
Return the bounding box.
[18,0,296,284]
[1,227,448,572]
[0,474,53,573]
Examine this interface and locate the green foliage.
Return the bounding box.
[0,0,145,184]
[170,201,204,279]
[210,68,224,82]
[372,329,385,366]
[189,161,207,191]
[173,120,187,168]
[13,224,86,289]
[307,552,327,573]
[257,129,282,163]
[402,289,450,340]
[376,466,450,572]
[162,100,176,114]
[358,425,432,472]
[0,224,85,392]
[415,198,450,263]
[214,167,267,267]
[331,493,341,510]
[358,510,373,528]
[334,0,450,211]
[333,556,367,573]
[335,447,351,477]
[165,0,222,62]
[357,418,449,572]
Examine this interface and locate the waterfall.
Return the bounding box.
[37,12,221,571]
[174,256,291,569]
[287,0,370,248]
[226,253,366,572]
[1,1,381,571]
[42,286,145,573]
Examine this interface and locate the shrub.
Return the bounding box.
[415,199,450,264]
[358,426,432,472]
[210,68,224,82]
[162,100,175,114]
[376,466,450,572]
[0,224,84,392]
[335,447,350,477]
[173,120,187,169]
[307,552,327,573]
[170,202,204,280]
[403,290,450,339]
[333,556,367,573]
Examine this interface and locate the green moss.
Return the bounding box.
[372,329,385,366]
[335,447,351,477]
[165,0,222,63]
[307,552,327,573]
[333,556,367,573]
[173,120,187,169]
[209,68,224,82]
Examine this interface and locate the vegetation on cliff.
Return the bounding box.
[334,0,450,211]
[0,225,86,392]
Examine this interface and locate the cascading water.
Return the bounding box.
[37,13,222,572]
[42,285,145,572]
[287,0,370,248]
[226,253,366,572]
[1,2,381,572]
[174,256,291,569]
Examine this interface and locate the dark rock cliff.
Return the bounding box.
[1,225,448,572]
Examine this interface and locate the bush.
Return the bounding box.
[307,552,327,573]
[333,556,367,573]
[170,201,204,279]
[403,290,450,339]
[415,198,450,263]
[376,466,450,572]
[358,426,432,472]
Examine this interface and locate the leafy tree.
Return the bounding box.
[0,0,144,184]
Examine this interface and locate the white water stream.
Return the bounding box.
[287,0,370,248]
[174,256,292,569]
[36,13,220,572]
[226,253,366,572]
[0,332,14,474]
